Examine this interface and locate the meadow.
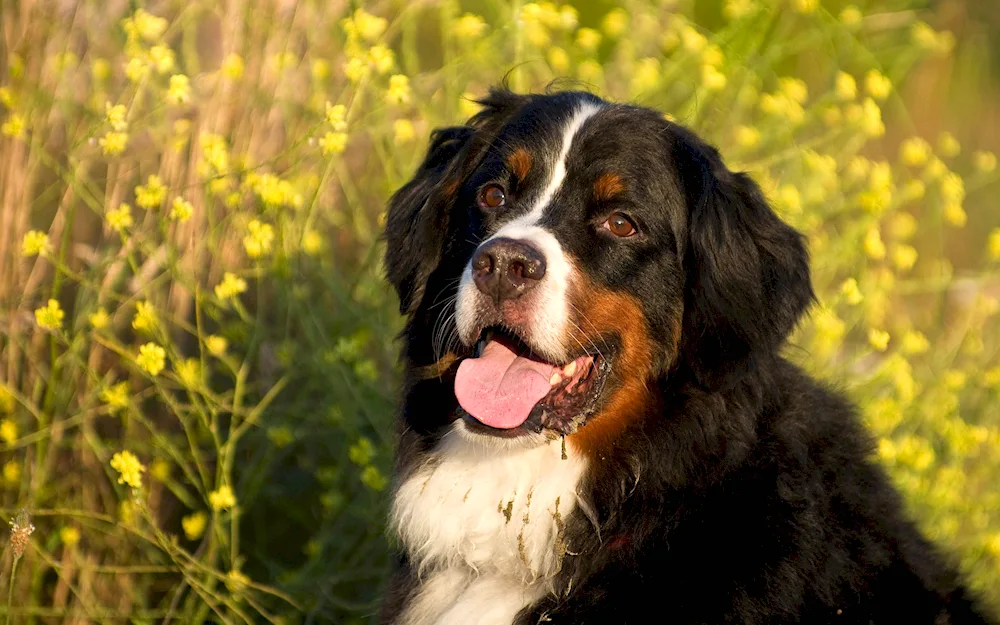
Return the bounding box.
[0,0,999,622]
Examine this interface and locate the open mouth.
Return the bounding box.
[454,327,608,437]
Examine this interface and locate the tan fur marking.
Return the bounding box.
[594,172,625,201]
[507,148,533,181]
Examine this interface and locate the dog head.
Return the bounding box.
[384,89,812,449]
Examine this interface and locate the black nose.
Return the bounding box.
[471,237,547,304]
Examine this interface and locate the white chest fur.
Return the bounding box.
[390,426,589,625]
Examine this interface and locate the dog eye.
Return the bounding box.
[603,212,638,238]
[477,184,506,210]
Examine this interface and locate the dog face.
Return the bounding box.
[384,89,812,450]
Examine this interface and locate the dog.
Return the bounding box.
[378,88,998,625]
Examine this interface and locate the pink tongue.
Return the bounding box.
[455,340,555,429]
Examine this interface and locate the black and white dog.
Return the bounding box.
[378,88,997,625]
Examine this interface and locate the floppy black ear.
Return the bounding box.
[672,127,814,386]
[383,126,475,315]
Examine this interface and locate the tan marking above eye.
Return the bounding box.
[594,172,625,201]
[603,212,637,237]
[507,148,532,181]
[478,184,506,209]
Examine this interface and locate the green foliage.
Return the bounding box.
[0,0,997,621]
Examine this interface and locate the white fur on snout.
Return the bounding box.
[456,102,602,361]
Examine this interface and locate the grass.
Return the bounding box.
[0,0,998,622]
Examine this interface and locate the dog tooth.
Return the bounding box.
[549,372,562,386]
[563,361,577,378]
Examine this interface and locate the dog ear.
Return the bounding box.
[672,127,814,386]
[383,126,475,315]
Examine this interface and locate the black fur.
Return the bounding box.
[380,88,997,625]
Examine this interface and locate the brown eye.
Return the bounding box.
[477,184,506,210]
[604,212,637,238]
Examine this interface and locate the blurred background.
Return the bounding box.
[0,0,998,622]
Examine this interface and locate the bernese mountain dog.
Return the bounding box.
[378,88,998,625]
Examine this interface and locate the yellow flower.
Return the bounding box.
[127,9,168,42]
[4,461,20,485]
[170,197,194,223]
[577,60,603,86]
[773,184,802,215]
[200,133,230,174]
[454,14,487,41]
[149,45,175,74]
[859,98,884,137]
[135,175,167,209]
[937,132,960,158]
[844,156,871,184]
[1,113,25,139]
[215,272,248,300]
[319,132,348,155]
[547,47,570,73]
[175,358,202,388]
[209,484,236,510]
[182,511,207,540]
[943,370,967,391]
[106,203,133,233]
[891,245,918,272]
[868,329,890,352]
[576,27,601,51]
[361,466,388,491]
[100,382,129,412]
[901,330,929,355]
[972,150,996,173]
[0,388,12,414]
[368,45,395,75]
[864,228,886,260]
[0,87,13,108]
[136,342,166,376]
[702,45,725,68]
[1,418,17,445]
[834,72,856,101]
[60,526,80,547]
[21,230,50,257]
[840,278,864,305]
[983,366,1000,388]
[222,53,244,80]
[105,102,128,131]
[167,74,191,105]
[98,131,128,156]
[124,57,149,83]
[89,307,110,329]
[393,119,415,144]
[723,0,757,20]
[901,179,925,203]
[387,74,411,105]
[302,230,324,256]
[701,65,726,92]
[734,125,761,149]
[601,8,629,38]
[792,0,818,14]
[150,458,170,481]
[243,220,275,258]
[132,301,157,333]
[839,5,862,26]
[35,299,64,330]
[680,26,707,53]
[899,137,930,167]
[343,57,369,83]
[352,8,387,43]
[779,77,808,104]
[226,569,250,594]
[325,102,347,132]
[864,70,892,101]
[110,450,146,489]
[987,228,1000,261]
[205,335,228,357]
[943,203,966,228]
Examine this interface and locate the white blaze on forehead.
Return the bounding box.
[457,101,603,359]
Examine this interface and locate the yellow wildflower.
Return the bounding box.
[701,65,726,92]
[577,60,603,86]
[244,220,275,258]
[222,53,244,80]
[135,175,167,209]
[205,335,228,357]
[100,382,130,412]
[983,366,1000,388]
[864,228,886,260]
[899,137,930,167]
[325,102,347,132]
[864,70,892,101]
[844,156,871,184]
[839,5,862,26]
[127,9,168,42]
[840,278,864,305]
[352,8,387,43]
[891,245,918,272]
[454,14,487,41]
[21,230,50,257]
[302,230,324,256]
[1,113,25,139]
[779,77,808,104]
[943,203,966,228]
[601,9,628,38]
[1,419,17,445]
[89,307,110,329]
[343,57,369,83]
[226,569,250,594]
[110,450,145,489]
[735,125,761,149]
[132,301,157,333]
[834,72,856,101]
[60,526,80,547]
[792,0,818,14]
[901,330,930,355]
[0,388,12,414]
[182,511,207,540]
[136,342,166,376]
[547,47,570,73]
[167,74,191,105]
[973,150,996,173]
[105,102,128,131]
[387,74,411,105]
[175,358,202,388]
[106,203,133,233]
[4,461,20,485]
[860,98,884,137]
[773,185,802,215]
[35,299,64,330]
[150,458,170,481]
[987,228,1000,261]
[170,197,194,223]
[937,132,960,158]
[361,466,388,491]
[149,45,175,74]
[99,131,128,156]
[576,27,601,51]
[393,119,415,144]
[901,179,925,202]
[124,57,149,83]
[0,87,12,108]
[368,45,395,75]
[943,370,967,391]
[320,132,348,155]
[723,0,757,21]
[868,329,890,352]
[209,485,236,510]
[215,272,248,300]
